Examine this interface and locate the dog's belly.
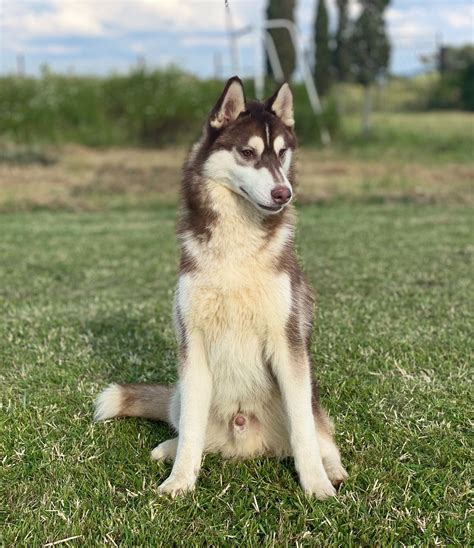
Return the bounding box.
[207,326,271,416]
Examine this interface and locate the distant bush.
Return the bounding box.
[428,45,474,111]
[460,62,474,111]
[428,65,474,111]
[428,73,463,110]
[0,67,338,147]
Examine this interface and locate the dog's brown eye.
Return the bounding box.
[240,148,254,159]
[279,148,287,159]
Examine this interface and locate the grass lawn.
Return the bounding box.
[2,202,472,545]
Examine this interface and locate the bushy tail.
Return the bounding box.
[94,383,174,423]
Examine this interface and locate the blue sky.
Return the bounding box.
[0,0,473,77]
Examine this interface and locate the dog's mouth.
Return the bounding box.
[239,187,284,213]
[257,203,283,212]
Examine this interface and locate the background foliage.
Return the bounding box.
[1,67,471,148]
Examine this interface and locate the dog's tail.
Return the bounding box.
[94,383,174,423]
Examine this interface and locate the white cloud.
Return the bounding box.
[387,6,437,46]
[2,0,105,40]
[444,7,474,30]
[24,44,81,55]
[1,0,242,46]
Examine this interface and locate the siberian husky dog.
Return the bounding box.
[95,77,347,499]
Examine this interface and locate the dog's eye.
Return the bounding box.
[240,148,254,159]
[279,148,287,159]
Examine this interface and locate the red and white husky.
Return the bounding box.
[95,77,347,499]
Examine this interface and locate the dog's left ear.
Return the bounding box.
[209,76,246,129]
[265,83,294,128]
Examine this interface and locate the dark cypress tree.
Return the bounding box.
[348,0,391,135]
[333,0,350,82]
[313,0,331,96]
[265,0,296,82]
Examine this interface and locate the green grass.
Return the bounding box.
[2,203,472,545]
[339,111,474,163]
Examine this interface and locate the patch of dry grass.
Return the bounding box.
[0,146,185,212]
[1,143,472,212]
[296,149,474,205]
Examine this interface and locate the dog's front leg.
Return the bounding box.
[273,345,336,499]
[158,333,211,497]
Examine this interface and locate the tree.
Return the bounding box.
[438,44,474,74]
[349,0,390,136]
[313,0,331,96]
[333,0,350,82]
[265,0,296,82]
[429,45,474,110]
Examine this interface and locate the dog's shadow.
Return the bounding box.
[85,313,177,384]
[86,313,176,442]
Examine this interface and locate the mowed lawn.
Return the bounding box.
[2,202,472,545]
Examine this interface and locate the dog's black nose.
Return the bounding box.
[271,186,292,205]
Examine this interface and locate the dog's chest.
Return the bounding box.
[184,254,290,340]
[180,206,292,343]
[177,250,291,411]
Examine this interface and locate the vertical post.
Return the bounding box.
[213,52,223,80]
[136,54,145,69]
[16,53,25,76]
[254,27,265,100]
[264,31,284,83]
[362,84,371,138]
[226,5,240,74]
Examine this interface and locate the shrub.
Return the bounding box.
[0,69,339,147]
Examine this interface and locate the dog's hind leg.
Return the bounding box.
[315,417,348,487]
[312,392,348,488]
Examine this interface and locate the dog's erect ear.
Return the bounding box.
[265,83,294,128]
[209,76,246,129]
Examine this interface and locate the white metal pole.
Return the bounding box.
[225,5,240,74]
[264,31,284,83]
[254,26,265,100]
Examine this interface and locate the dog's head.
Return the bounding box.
[202,77,297,215]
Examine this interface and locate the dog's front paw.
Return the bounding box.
[299,469,337,499]
[158,473,196,497]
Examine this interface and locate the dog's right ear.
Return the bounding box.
[209,76,246,130]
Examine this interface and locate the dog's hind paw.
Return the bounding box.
[151,438,178,462]
[324,461,348,489]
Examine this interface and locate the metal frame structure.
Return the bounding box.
[230,17,330,145]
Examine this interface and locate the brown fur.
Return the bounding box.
[118,384,174,421]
